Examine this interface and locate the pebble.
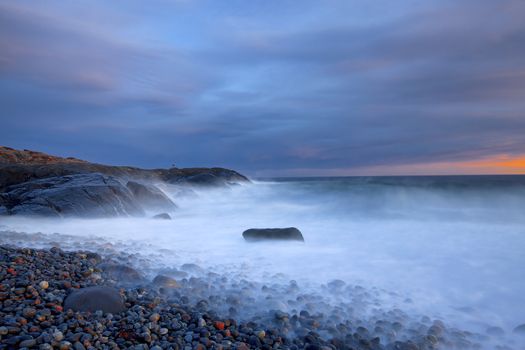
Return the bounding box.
[59,341,73,350]
[149,313,161,322]
[53,330,64,341]
[19,338,37,347]
[23,307,37,318]
[0,244,499,350]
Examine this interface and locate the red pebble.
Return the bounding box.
[7,267,17,276]
[215,321,225,330]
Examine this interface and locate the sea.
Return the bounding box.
[2,175,525,348]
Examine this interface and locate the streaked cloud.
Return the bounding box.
[1,0,524,175]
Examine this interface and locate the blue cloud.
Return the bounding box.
[1,0,524,175]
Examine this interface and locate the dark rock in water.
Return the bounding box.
[1,173,144,217]
[126,181,177,210]
[180,263,203,273]
[513,324,525,335]
[64,286,126,313]
[152,213,172,220]
[327,279,346,290]
[98,263,142,283]
[152,275,179,288]
[242,227,304,242]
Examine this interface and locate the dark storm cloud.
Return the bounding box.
[1,0,524,175]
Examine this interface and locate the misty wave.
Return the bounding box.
[2,176,525,349]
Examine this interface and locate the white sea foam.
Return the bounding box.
[1,178,525,348]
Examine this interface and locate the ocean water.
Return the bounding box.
[2,175,525,348]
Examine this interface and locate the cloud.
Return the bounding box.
[0,0,524,175]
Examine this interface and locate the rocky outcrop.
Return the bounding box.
[126,181,176,210]
[0,173,144,217]
[0,146,249,217]
[242,227,305,242]
[0,146,249,191]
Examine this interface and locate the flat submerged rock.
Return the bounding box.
[242,227,305,242]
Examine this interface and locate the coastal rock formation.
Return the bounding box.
[0,146,249,190]
[0,146,249,217]
[242,227,305,242]
[0,173,144,217]
[63,286,126,313]
[126,181,176,210]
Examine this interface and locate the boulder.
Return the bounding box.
[63,286,126,313]
[242,227,304,242]
[98,263,142,283]
[180,263,203,274]
[1,173,144,217]
[126,181,177,210]
[152,275,179,288]
[152,213,172,220]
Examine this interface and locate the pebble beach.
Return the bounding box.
[2,229,522,350]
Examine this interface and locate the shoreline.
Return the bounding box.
[0,239,507,350]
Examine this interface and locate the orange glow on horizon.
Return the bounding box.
[351,154,525,176]
[254,154,525,177]
[459,154,525,174]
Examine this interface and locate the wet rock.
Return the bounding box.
[126,181,177,210]
[53,330,64,342]
[152,213,172,220]
[98,263,142,282]
[63,286,126,313]
[153,274,179,288]
[150,313,161,322]
[19,338,37,348]
[242,227,304,242]
[327,279,346,290]
[181,263,203,274]
[23,307,37,318]
[2,173,145,217]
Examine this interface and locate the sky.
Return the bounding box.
[1,0,525,176]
